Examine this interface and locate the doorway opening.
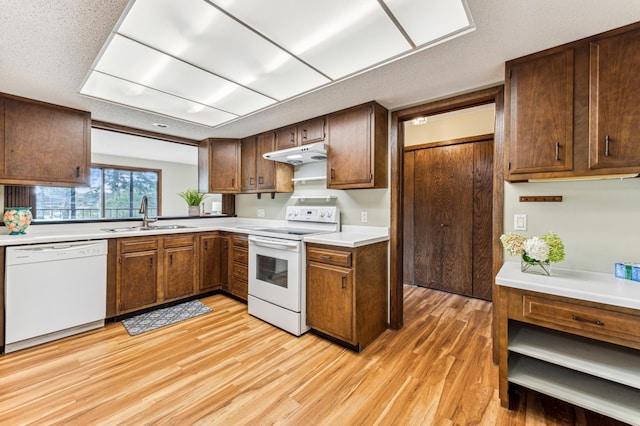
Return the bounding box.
[389,86,505,329]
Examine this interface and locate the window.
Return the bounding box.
[35,165,161,220]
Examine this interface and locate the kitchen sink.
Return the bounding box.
[101,224,193,232]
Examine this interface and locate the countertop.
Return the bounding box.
[302,225,389,247]
[496,261,640,310]
[0,219,389,248]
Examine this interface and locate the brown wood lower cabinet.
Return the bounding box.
[306,242,388,351]
[111,231,242,317]
[163,235,197,301]
[117,237,160,314]
[199,232,228,293]
[229,234,248,301]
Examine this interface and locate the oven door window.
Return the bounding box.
[256,254,288,288]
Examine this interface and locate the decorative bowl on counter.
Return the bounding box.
[3,207,32,235]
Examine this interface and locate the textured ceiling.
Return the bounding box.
[2,0,640,142]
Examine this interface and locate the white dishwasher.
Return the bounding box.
[5,240,108,353]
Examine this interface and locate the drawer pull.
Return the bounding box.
[555,142,560,161]
[571,314,604,326]
[341,275,346,289]
[320,255,332,259]
[605,135,611,157]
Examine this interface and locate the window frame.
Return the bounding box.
[32,163,162,221]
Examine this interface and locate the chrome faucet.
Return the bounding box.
[139,195,157,228]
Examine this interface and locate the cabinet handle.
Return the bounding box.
[555,142,560,161]
[258,176,263,184]
[149,258,153,267]
[249,177,254,185]
[341,275,346,289]
[169,254,173,265]
[290,132,295,143]
[231,178,235,187]
[76,166,80,178]
[330,168,335,179]
[320,255,332,259]
[605,135,611,157]
[302,129,307,140]
[571,314,604,326]
[205,241,208,250]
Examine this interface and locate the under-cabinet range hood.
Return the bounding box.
[262,142,327,165]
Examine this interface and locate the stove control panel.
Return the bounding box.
[286,206,339,223]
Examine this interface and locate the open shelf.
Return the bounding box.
[509,322,640,389]
[509,354,640,425]
[292,176,326,184]
[291,195,336,202]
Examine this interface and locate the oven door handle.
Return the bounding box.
[249,236,300,249]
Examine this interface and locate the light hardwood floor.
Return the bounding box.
[0,286,626,425]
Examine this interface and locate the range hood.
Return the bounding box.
[262,142,327,165]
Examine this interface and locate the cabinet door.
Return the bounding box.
[589,29,640,169]
[1,96,90,186]
[220,236,229,292]
[240,136,257,192]
[199,234,222,292]
[507,50,574,176]
[298,117,325,145]
[209,140,239,192]
[414,144,474,297]
[306,261,354,343]
[327,104,373,188]
[118,251,158,313]
[275,125,298,150]
[256,131,276,191]
[164,245,196,300]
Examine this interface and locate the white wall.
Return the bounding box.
[235,162,390,226]
[504,178,640,273]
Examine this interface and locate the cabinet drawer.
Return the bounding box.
[307,247,352,267]
[233,247,248,264]
[230,276,247,298]
[232,235,248,248]
[164,234,194,248]
[232,262,248,280]
[120,238,158,253]
[521,294,640,344]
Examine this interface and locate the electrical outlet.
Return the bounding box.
[257,208,265,218]
[361,211,368,223]
[514,214,527,231]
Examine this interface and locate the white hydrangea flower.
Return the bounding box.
[523,237,549,261]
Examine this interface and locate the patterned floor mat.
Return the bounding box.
[122,300,212,336]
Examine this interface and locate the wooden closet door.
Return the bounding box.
[414,144,474,296]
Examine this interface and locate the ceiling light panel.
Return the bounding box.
[384,0,472,46]
[94,35,276,116]
[210,0,412,80]
[116,0,330,100]
[81,72,237,127]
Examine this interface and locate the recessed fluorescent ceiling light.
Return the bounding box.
[80,0,474,128]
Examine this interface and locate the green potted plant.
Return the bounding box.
[178,189,209,216]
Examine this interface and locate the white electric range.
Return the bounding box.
[246,205,340,336]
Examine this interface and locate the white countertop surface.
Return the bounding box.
[0,219,389,248]
[496,261,640,310]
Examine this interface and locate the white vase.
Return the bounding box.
[188,205,200,216]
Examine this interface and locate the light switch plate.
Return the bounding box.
[257,208,265,218]
[514,214,527,231]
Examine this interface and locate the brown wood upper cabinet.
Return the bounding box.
[275,117,326,150]
[0,93,90,186]
[588,28,640,170]
[326,101,388,189]
[505,23,640,181]
[198,138,240,193]
[506,50,574,176]
[241,132,293,193]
